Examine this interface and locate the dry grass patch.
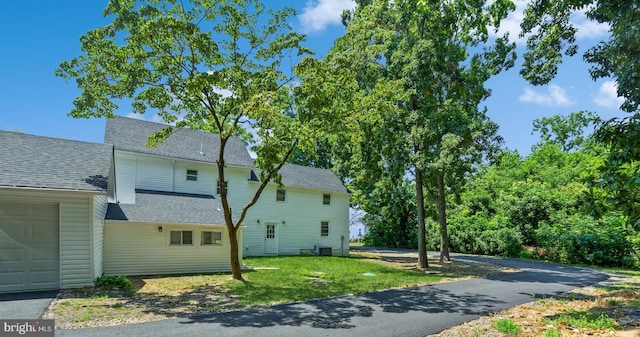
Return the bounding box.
[349,251,518,280]
[44,273,242,329]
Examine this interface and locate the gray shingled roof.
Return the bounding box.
[105,116,254,168]
[277,164,348,194]
[0,131,112,192]
[105,189,227,224]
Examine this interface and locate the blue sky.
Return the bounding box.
[0,0,628,156]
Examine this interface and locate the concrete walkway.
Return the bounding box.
[56,255,609,337]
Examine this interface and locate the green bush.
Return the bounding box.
[447,213,523,257]
[94,275,134,291]
[536,213,637,267]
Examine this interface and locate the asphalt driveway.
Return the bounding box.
[0,290,58,319]
[56,254,609,337]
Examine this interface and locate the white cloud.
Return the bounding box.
[125,112,173,124]
[518,84,575,107]
[490,0,529,44]
[491,0,609,45]
[572,5,610,39]
[298,0,355,33]
[593,81,624,109]
[125,112,145,120]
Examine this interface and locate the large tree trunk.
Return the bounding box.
[416,167,429,269]
[437,174,450,262]
[228,225,244,280]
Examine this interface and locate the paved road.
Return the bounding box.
[0,290,58,319]
[57,255,609,337]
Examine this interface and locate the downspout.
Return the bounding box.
[341,234,345,256]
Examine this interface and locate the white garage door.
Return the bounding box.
[0,202,59,293]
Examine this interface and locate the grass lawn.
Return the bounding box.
[229,256,442,305]
[47,254,453,328]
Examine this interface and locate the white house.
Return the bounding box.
[0,116,349,293]
[104,116,350,264]
[0,132,114,293]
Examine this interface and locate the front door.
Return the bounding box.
[264,223,278,255]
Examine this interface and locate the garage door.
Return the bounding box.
[0,202,59,293]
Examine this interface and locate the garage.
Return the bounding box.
[0,202,60,293]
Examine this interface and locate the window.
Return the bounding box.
[266,224,275,239]
[170,230,193,245]
[276,189,286,202]
[201,231,222,245]
[321,221,329,237]
[323,194,331,205]
[186,169,198,181]
[216,181,228,195]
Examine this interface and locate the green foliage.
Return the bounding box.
[492,318,522,336]
[536,213,637,267]
[544,311,618,330]
[321,0,516,265]
[543,328,562,337]
[595,115,640,229]
[451,133,639,268]
[532,111,599,152]
[361,180,418,248]
[520,0,640,230]
[446,214,522,257]
[94,275,134,291]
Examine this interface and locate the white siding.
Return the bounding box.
[114,153,136,204]
[214,167,256,211]
[135,157,173,192]
[59,199,94,289]
[173,162,217,196]
[0,189,100,290]
[104,222,241,275]
[92,195,108,279]
[242,185,350,257]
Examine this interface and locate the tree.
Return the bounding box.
[326,0,515,266]
[520,1,640,228]
[56,0,336,280]
[532,111,598,152]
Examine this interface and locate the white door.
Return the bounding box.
[264,223,278,255]
[0,202,60,293]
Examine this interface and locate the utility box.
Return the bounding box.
[318,247,332,256]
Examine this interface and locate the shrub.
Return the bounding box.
[492,319,522,336]
[447,213,523,257]
[536,213,637,267]
[94,275,134,291]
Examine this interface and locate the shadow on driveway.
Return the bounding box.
[182,284,506,330]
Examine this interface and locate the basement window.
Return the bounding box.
[186,169,198,181]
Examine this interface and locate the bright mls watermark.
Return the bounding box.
[0,320,54,337]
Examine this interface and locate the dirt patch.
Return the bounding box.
[350,250,519,280]
[43,274,242,329]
